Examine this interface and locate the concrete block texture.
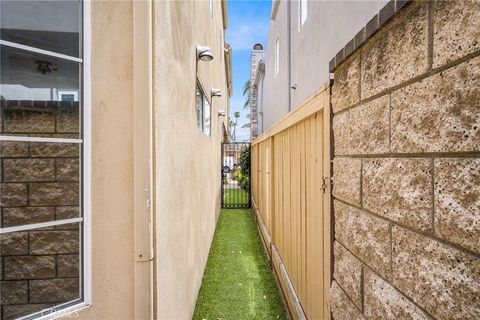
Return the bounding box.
[3,110,55,133]
[332,1,480,319]
[1,183,28,207]
[0,281,28,304]
[29,142,79,158]
[392,226,480,319]
[333,111,350,155]
[0,101,82,317]
[361,1,428,99]
[333,96,390,155]
[3,256,56,280]
[29,182,79,206]
[349,95,390,154]
[363,158,432,232]
[29,279,79,303]
[333,158,361,205]
[0,141,29,157]
[333,241,363,308]
[364,268,431,320]
[332,54,361,113]
[56,159,80,181]
[0,233,28,256]
[433,0,480,68]
[29,230,79,255]
[2,304,55,320]
[57,255,80,278]
[334,200,391,278]
[2,207,55,227]
[330,281,365,320]
[56,106,80,134]
[434,158,480,254]
[391,56,480,153]
[2,159,56,182]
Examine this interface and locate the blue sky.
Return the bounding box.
[226,0,271,141]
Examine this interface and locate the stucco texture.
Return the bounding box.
[73,1,135,319]
[153,1,228,319]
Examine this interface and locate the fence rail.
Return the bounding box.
[251,82,331,320]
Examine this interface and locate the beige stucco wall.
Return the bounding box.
[153,1,228,319]
[57,1,226,319]
[75,1,135,319]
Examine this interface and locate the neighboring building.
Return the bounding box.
[252,1,480,320]
[253,56,266,138]
[249,43,264,140]
[0,1,232,320]
[258,0,388,135]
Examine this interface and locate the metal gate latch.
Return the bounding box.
[321,176,332,193]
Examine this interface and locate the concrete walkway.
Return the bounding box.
[193,209,287,320]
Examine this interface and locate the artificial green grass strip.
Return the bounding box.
[223,188,249,205]
[193,209,287,320]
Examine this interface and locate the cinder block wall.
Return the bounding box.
[330,1,479,319]
[0,101,80,320]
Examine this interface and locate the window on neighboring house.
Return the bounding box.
[58,90,79,102]
[0,1,88,319]
[299,0,307,30]
[196,82,211,136]
[275,38,280,76]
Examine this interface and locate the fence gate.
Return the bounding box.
[221,142,251,208]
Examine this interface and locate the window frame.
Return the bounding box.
[0,0,91,318]
[195,79,212,137]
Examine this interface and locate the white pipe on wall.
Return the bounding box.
[133,1,155,319]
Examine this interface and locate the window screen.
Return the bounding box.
[0,1,85,319]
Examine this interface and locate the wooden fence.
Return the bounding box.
[251,82,331,320]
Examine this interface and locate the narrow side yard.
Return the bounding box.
[193,209,287,320]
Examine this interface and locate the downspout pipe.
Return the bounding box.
[287,0,292,112]
[133,1,155,319]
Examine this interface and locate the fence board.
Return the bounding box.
[251,83,331,320]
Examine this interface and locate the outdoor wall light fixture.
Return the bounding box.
[211,88,222,97]
[218,110,226,117]
[196,45,214,62]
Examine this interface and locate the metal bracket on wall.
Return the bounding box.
[135,250,154,262]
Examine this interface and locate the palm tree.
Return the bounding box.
[233,111,240,141]
[243,80,251,110]
[228,120,235,141]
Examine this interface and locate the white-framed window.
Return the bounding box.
[196,81,211,136]
[275,38,280,76]
[58,90,79,102]
[0,0,90,319]
[299,0,307,30]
